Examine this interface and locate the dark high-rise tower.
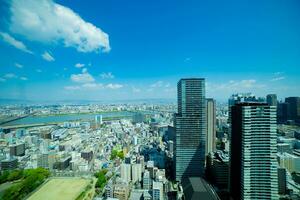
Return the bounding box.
[277,102,289,123]
[230,102,278,200]
[285,97,300,121]
[175,78,206,182]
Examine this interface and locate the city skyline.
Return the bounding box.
[0,1,300,199]
[0,0,300,102]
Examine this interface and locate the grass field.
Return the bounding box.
[27,178,90,200]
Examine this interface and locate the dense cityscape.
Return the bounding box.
[0,78,299,200]
[1,0,300,200]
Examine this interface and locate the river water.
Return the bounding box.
[2,111,134,126]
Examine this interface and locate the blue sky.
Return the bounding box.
[0,0,299,102]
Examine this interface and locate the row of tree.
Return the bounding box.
[0,170,23,184]
[94,169,108,190]
[1,168,50,200]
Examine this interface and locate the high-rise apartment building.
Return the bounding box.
[206,98,216,154]
[266,94,277,107]
[175,78,206,182]
[228,93,259,139]
[230,102,278,200]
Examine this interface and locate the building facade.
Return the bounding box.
[206,98,216,154]
[9,143,25,157]
[121,163,132,183]
[230,103,278,200]
[175,78,206,181]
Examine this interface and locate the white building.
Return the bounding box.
[121,163,132,183]
[131,163,142,183]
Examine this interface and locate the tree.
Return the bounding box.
[0,171,9,184]
[95,169,108,189]
[110,149,118,160]
[7,170,23,182]
[2,168,50,200]
[117,151,124,160]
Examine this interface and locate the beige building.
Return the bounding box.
[113,184,129,200]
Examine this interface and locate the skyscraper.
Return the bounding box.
[175,78,206,182]
[285,97,300,121]
[277,102,289,123]
[230,102,278,200]
[206,98,216,154]
[228,93,258,139]
[266,94,277,107]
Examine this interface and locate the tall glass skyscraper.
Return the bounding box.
[230,102,278,200]
[175,78,206,182]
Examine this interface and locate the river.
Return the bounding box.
[1,111,134,126]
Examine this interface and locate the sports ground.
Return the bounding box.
[27,177,90,200]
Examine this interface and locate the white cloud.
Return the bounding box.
[9,0,110,53]
[164,87,176,93]
[75,63,85,68]
[4,73,17,79]
[206,79,266,95]
[64,82,123,91]
[20,76,28,81]
[100,72,114,79]
[42,51,55,61]
[64,85,80,90]
[0,32,33,54]
[70,69,95,83]
[82,83,104,89]
[274,72,284,76]
[106,83,123,89]
[240,79,257,88]
[150,81,170,88]
[0,78,6,82]
[15,63,23,68]
[150,81,164,88]
[132,87,141,93]
[271,76,285,81]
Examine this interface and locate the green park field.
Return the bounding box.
[27,178,90,200]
